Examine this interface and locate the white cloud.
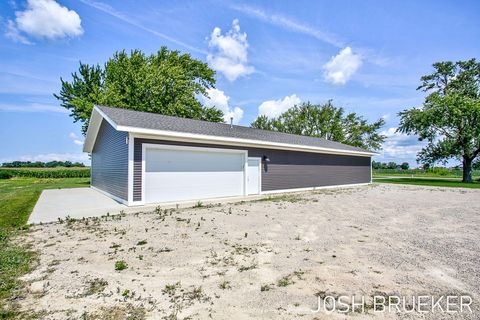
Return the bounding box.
[207,19,254,81]
[5,20,32,44]
[232,5,343,48]
[6,0,83,43]
[323,47,362,85]
[258,94,301,118]
[17,152,89,164]
[0,103,67,113]
[202,88,244,124]
[69,132,83,145]
[376,127,426,164]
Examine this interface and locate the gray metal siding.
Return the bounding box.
[133,139,371,201]
[91,120,128,201]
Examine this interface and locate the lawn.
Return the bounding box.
[374,177,480,188]
[372,168,480,179]
[0,177,89,317]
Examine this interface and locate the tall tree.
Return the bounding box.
[54,63,103,134]
[251,101,385,150]
[55,47,224,135]
[397,59,480,183]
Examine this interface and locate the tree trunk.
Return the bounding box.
[462,156,473,183]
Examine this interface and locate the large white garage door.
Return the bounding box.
[144,146,246,203]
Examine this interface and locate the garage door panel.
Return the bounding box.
[144,147,245,203]
[146,149,243,172]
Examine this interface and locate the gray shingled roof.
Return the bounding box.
[97,105,373,154]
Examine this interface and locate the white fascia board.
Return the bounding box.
[83,106,120,153]
[123,127,377,157]
[86,105,376,157]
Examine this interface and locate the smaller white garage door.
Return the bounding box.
[144,145,246,203]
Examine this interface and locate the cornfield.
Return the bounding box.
[0,167,90,179]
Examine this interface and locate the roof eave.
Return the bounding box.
[83,105,119,153]
[87,105,376,157]
[120,126,376,157]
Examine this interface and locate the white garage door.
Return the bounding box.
[144,146,246,203]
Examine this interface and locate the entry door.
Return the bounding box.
[247,158,261,195]
[144,146,246,203]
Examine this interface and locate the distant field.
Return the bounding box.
[374,177,480,188]
[373,168,480,179]
[0,167,90,179]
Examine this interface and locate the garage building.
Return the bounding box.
[83,105,375,206]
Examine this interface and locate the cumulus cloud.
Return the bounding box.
[376,127,426,164]
[202,88,244,124]
[207,19,254,81]
[323,47,362,85]
[69,132,83,146]
[258,94,301,118]
[5,20,32,44]
[5,0,83,43]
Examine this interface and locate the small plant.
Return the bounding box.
[292,270,306,281]
[162,282,180,296]
[277,275,294,287]
[84,278,108,296]
[219,280,231,290]
[122,289,130,297]
[194,201,203,208]
[238,263,257,272]
[136,240,147,246]
[186,286,204,300]
[114,260,128,271]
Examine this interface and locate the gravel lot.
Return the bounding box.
[19,184,480,319]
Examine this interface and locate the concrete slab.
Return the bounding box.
[30,184,368,224]
[29,188,127,224]
[29,187,267,224]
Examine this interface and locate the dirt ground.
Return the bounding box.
[18,184,480,319]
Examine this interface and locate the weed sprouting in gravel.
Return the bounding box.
[114,260,128,271]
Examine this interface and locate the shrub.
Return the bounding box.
[0,171,12,179]
[114,260,128,271]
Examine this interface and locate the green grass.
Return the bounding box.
[374,177,480,188]
[0,177,90,228]
[0,177,89,317]
[372,168,480,179]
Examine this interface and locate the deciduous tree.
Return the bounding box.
[398,59,480,182]
[55,47,224,135]
[251,101,385,150]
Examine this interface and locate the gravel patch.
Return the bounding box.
[18,184,480,319]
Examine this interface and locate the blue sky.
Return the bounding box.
[1,0,479,166]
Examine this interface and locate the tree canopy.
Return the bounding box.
[251,101,385,150]
[397,59,480,183]
[54,47,224,135]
